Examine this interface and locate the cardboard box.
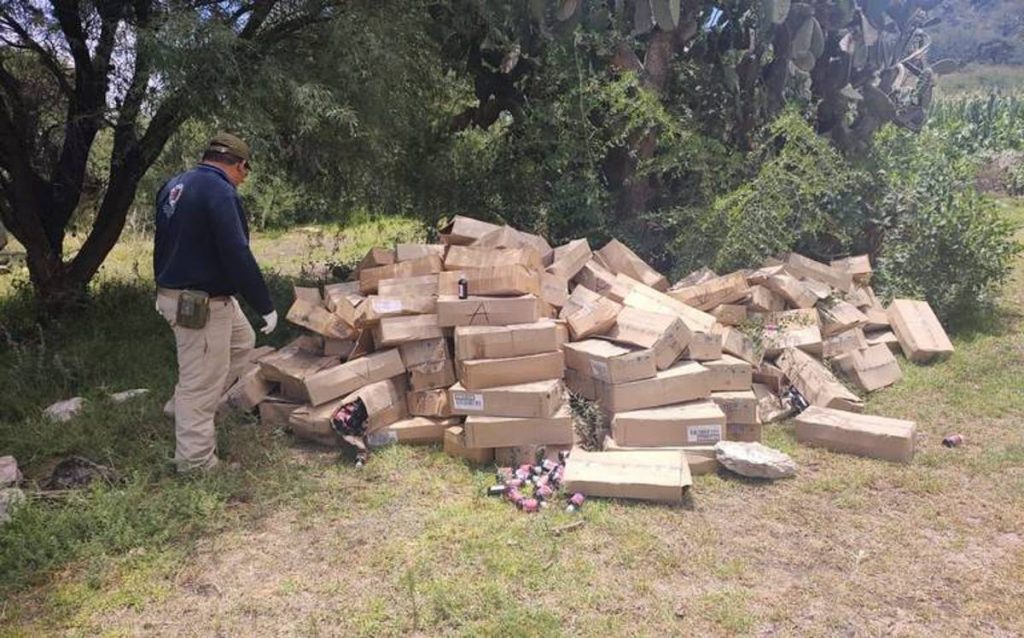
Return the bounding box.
[833,343,903,392]
[372,314,444,347]
[285,298,356,340]
[563,339,656,385]
[605,307,691,370]
[668,272,750,311]
[744,264,785,286]
[408,358,457,391]
[674,267,718,288]
[444,245,543,272]
[574,260,632,303]
[472,225,553,263]
[794,405,916,463]
[361,296,437,324]
[713,325,760,366]
[848,285,890,330]
[359,255,443,294]
[436,295,541,327]
[302,348,406,406]
[595,361,711,412]
[683,331,722,361]
[785,252,853,292]
[377,274,440,298]
[225,367,275,410]
[703,354,753,391]
[443,426,494,463]
[711,390,758,424]
[407,388,454,417]
[752,362,787,393]
[726,423,762,442]
[618,275,717,334]
[323,284,365,328]
[602,438,719,475]
[564,367,598,400]
[821,327,868,359]
[396,243,446,262]
[818,300,869,337]
[259,343,340,403]
[831,255,872,284]
[761,322,823,357]
[439,215,502,245]
[368,416,460,446]
[449,379,565,418]
[454,322,559,361]
[563,449,692,503]
[752,383,791,423]
[324,339,356,359]
[289,376,407,446]
[711,304,747,326]
[547,239,592,279]
[456,350,564,390]
[358,247,395,272]
[258,397,299,429]
[611,400,726,447]
[539,272,569,308]
[776,347,864,412]
[763,273,818,309]
[463,404,573,448]
[886,299,954,363]
[864,329,900,352]
[494,444,572,467]
[398,337,449,369]
[596,239,669,291]
[294,286,322,303]
[747,285,786,313]
[559,285,622,340]
[439,265,540,297]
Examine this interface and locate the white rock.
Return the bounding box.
[714,441,797,479]
[0,456,20,488]
[0,488,25,525]
[109,388,150,403]
[43,397,86,422]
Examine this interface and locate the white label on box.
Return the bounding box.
[367,430,399,447]
[452,392,485,411]
[589,360,611,382]
[372,298,403,314]
[687,424,723,443]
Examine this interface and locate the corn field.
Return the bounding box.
[928,92,1024,153]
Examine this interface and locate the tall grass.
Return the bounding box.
[928,92,1024,155]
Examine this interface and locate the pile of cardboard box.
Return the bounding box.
[223,216,955,503]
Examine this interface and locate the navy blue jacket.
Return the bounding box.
[153,164,274,315]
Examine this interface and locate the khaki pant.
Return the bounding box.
[157,290,255,472]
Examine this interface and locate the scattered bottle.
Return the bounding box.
[942,433,966,448]
[566,492,585,513]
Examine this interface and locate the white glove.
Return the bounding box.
[155,298,161,315]
[260,310,278,335]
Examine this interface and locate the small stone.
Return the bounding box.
[43,397,86,422]
[109,388,150,403]
[714,441,798,479]
[0,456,20,488]
[0,488,25,525]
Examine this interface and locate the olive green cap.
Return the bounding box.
[206,132,251,162]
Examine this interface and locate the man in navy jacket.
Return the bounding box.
[154,132,276,472]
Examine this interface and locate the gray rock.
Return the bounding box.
[714,441,797,479]
[0,488,25,525]
[109,388,150,403]
[0,455,20,488]
[43,397,85,422]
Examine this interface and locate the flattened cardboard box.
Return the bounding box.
[362,296,437,323]
[559,285,622,340]
[776,347,864,413]
[794,405,916,463]
[443,245,543,273]
[611,400,726,447]
[833,343,902,392]
[563,449,692,503]
[372,314,444,347]
[436,295,541,327]
[596,239,669,292]
[302,348,406,406]
[407,388,454,417]
[449,379,564,418]
[463,404,573,448]
[785,252,853,292]
[711,390,758,425]
[668,272,750,311]
[886,299,954,363]
[605,306,691,370]
[377,274,440,298]
[683,331,723,362]
[595,361,711,413]
[286,298,355,340]
[703,354,753,391]
[563,339,656,385]
[369,416,461,446]
[454,322,559,361]
[398,337,449,369]
[408,358,457,391]
[439,215,501,245]
[602,437,719,476]
[438,265,540,297]
[443,426,494,463]
[547,238,591,279]
[456,350,564,390]
[396,243,446,262]
[359,255,442,295]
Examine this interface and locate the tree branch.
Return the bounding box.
[0,13,74,97]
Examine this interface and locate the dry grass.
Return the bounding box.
[1,204,1023,637]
